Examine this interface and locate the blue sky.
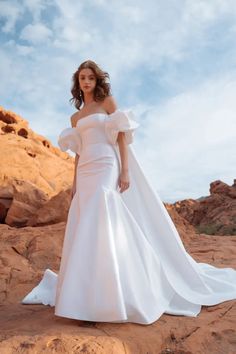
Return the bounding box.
[0,0,236,202]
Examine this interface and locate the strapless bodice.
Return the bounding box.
[57,109,140,155]
[76,113,111,147]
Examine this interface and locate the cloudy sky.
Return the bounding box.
[0,0,235,202]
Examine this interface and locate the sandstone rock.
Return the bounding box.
[0,105,75,201]
[174,179,236,235]
[0,108,17,124]
[0,223,235,353]
[0,106,235,353]
[27,189,72,226]
[0,223,64,304]
[5,179,49,227]
[210,180,236,199]
[164,202,196,244]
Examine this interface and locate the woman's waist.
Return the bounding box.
[79,142,117,159]
[77,146,119,170]
[81,141,115,151]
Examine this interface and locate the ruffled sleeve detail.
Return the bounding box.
[105,109,140,145]
[57,127,82,154]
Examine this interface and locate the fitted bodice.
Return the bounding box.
[57,109,140,156]
[76,113,110,147]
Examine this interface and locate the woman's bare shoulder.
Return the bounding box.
[102,95,118,114]
[70,111,81,127]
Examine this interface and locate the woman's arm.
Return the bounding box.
[70,114,80,199]
[102,96,130,193]
[117,132,130,193]
[71,153,79,198]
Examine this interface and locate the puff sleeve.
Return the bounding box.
[105,109,140,145]
[57,127,82,154]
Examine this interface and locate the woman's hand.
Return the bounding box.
[118,169,130,193]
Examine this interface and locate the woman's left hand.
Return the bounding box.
[118,169,130,193]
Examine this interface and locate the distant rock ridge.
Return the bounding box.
[173,179,236,235]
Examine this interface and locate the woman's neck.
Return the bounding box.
[83,94,95,106]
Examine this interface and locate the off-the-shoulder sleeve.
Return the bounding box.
[105,109,140,145]
[57,127,82,154]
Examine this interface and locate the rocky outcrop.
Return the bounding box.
[0,106,74,226]
[0,106,196,235]
[5,179,48,227]
[174,179,236,235]
[0,222,235,353]
[0,106,235,353]
[27,189,72,227]
[164,203,196,243]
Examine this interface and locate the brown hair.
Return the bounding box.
[69,60,112,110]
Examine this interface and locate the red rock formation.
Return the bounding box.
[164,203,196,243]
[0,105,196,234]
[174,180,236,235]
[27,189,72,227]
[0,106,75,226]
[5,179,48,227]
[0,222,235,353]
[0,106,235,353]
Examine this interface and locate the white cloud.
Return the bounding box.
[16,44,35,56]
[20,23,53,44]
[22,0,47,22]
[0,0,50,34]
[0,0,23,33]
[135,72,236,201]
[1,0,236,202]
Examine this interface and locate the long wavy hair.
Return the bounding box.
[69,60,112,110]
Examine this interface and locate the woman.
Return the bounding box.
[22,60,236,325]
[69,61,130,198]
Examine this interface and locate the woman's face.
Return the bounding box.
[78,68,97,95]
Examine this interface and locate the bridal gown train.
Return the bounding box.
[22,109,236,325]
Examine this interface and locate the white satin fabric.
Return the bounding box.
[21,109,236,324]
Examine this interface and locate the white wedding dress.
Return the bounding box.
[21,109,236,324]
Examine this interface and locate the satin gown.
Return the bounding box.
[21,109,236,325]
